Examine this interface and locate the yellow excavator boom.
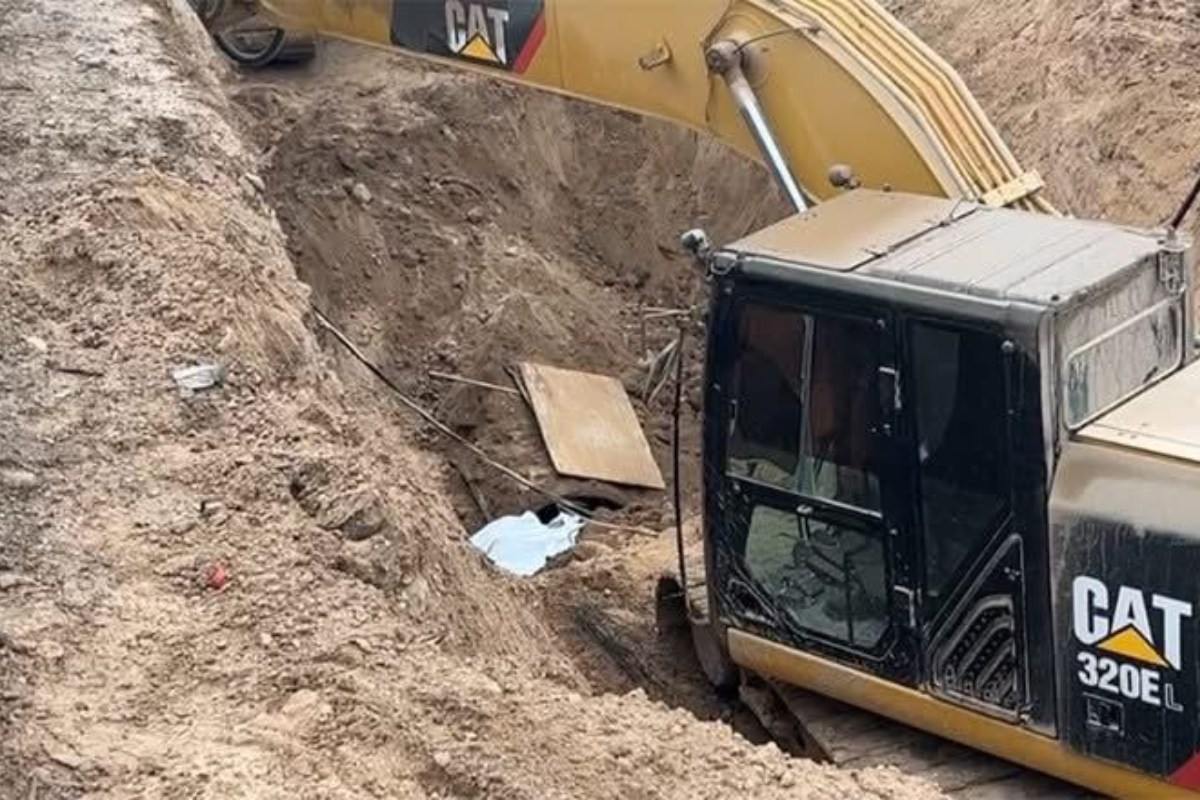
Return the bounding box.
[215,0,1052,212]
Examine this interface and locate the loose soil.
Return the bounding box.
[0,1,928,799]
[4,1,1198,798]
[885,0,1200,234]
[233,41,789,534]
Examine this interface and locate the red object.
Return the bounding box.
[207,564,228,590]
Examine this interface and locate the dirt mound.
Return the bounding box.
[886,0,1200,232]
[0,2,940,799]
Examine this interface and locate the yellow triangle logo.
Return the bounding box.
[460,34,499,63]
[1098,626,1168,668]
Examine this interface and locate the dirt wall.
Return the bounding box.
[887,0,1200,232]
[237,43,788,531]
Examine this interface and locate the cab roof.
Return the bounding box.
[725,190,1164,308]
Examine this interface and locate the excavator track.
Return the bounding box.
[739,677,1094,798]
[660,570,1095,799]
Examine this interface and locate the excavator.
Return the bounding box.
[197,2,1200,797]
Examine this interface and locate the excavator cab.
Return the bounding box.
[700,188,1200,794]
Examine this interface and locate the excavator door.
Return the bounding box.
[707,285,922,685]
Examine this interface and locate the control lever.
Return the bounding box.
[797,504,813,547]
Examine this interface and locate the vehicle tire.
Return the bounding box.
[214,26,288,68]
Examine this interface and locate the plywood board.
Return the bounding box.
[518,362,665,490]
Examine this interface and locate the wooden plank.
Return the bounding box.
[518,362,665,490]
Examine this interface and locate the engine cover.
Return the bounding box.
[1051,442,1200,788]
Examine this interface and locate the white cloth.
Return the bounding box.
[469,511,587,577]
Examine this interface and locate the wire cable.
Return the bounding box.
[671,324,689,600]
[311,305,661,538]
[1170,169,1200,232]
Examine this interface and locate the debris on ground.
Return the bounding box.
[519,362,666,490]
[470,507,588,576]
[206,563,229,590]
[0,466,40,492]
[349,181,372,205]
[0,573,28,592]
[429,369,521,396]
[170,362,227,397]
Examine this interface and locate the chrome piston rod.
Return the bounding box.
[706,40,810,214]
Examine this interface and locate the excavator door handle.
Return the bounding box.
[893,586,918,629]
[877,366,900,438]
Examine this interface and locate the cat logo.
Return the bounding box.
[445,1,510,65]
[391,1,546,74]
[1073,577,1192,709]
[1073,576,1191,670]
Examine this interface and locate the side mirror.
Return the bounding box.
[680,228,713,272]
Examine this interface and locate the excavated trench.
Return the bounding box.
[229,40,790,730]
[231,42,788,532]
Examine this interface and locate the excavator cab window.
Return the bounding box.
[726,303,805,491]
[727,303,883,510]
[723,297,895,657]
[909,321,1012,614]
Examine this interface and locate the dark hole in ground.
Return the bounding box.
[535,494,626,524]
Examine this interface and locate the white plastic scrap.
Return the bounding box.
[469,510,587,577]
[171,363,227,398]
